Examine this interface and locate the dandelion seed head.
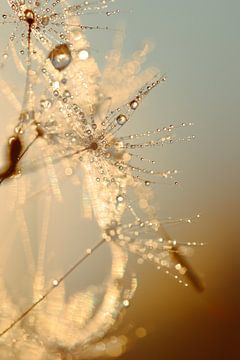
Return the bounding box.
[0,2,203,356]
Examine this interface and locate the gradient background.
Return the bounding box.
[0,1,240,359]
[117,1,240,359]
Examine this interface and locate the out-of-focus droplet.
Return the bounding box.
[52,279,59,287]
[41,15,49,26]
[78,49,89,60]
[123,299,130,308]
[116,195,124,203]
[135,327,147,338]
[40,99,52,109]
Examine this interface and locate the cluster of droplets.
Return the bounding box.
[0,0,119,66]
[0,1,204,358]
[102,213,204,291]
[0,3,200,287]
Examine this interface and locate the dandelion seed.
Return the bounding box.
[1,0,119,59]
[0,15,203,358]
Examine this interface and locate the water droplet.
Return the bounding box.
[123,299,130,308]
[136,327,147,338]
[63,90,71,98]
[116,114,127,126]
[52,279,58,286]
[78,49,89,60]
[48,44,72,71]
[129,99,139,110]
[116,195,124,203]
[41,15,49,26]
[40,99,52,109]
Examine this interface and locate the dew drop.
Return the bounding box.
[48,44,72,71]
[116,114,127,126]
[41,15,49,26]
[123,299,130,308]
[129,99,139,110]
[63,90,71,98]
[78,49,89,60]
[136,327,147,338]
[40,99,52,109]
[116,195,124,203]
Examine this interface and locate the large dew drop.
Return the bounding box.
[116,114,128,126]
[48,44,72,71]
